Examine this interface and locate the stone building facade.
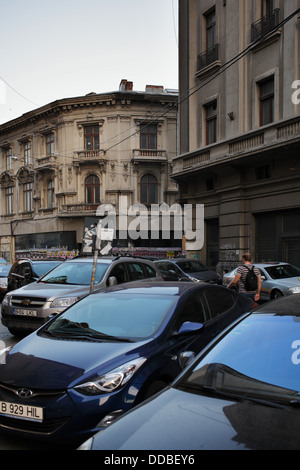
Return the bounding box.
[174,0,300,272]
[0,80,178,261]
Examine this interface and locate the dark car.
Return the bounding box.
[7,259,63,293]
[0,264,12,302]
[79,295,300,451]
[154,258,222,284]
[0,281,254,445]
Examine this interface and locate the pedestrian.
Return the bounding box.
[227,253,261,302]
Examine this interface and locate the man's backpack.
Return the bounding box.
[244,265,258,291]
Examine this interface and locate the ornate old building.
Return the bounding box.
[0,80,178,261]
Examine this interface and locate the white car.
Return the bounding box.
[223,262,300,301]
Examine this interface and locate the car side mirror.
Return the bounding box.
[108,276,118,286]
[177,321,204,335]
[179,351,196,369]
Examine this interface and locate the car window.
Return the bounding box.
[172,292,206,333]
[42,261,110,285]
[32,262,60,277]
[143,264,158,278]
[109,263,130,284]
[204,287,235,318]
[264,264,300,279]
[127,262,147,280]
[176,260,208,273]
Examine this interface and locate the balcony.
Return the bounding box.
[73,149,106,165]
[196,44,221,77]
[35,155,58,172]
[251,9,280,43]
[132,149,167,163]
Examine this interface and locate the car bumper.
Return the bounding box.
[0,384,136,444]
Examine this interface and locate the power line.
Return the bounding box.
[0,75,40,107]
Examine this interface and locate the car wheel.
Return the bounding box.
[7,327,28,338]
[272,289,283,299]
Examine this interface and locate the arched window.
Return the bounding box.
[140,174,158,205]
[85,175,100,204]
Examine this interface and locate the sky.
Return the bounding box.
[0,0,179,125]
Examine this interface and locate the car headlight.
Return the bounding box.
[74,357,147,395]
[0,281,7,289]
[288,287,300,294]
[50,297,79,308]
[2,294,12,306]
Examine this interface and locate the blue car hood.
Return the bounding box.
[90,387,300,450]
[0,333,148,390]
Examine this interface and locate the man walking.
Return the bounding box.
[227,253,261,302]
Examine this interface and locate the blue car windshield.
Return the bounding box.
[45,293,176,340]
[179,313,300,402]
[41,261,110,285]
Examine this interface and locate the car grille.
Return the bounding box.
[10,296,48,308]
[0,415,70,435]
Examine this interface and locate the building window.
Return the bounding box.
[46,133,54,156]
[47,180,55,208]
[140,174,158,205]
[85,175,100,204]
[140,123,157,150]
[259,77,274,126]
[84,125,99,151]
[262,0,274,17]
[23,182,33,212]
[205,8,216,50]
[24,141,31,165]
[5,186,13,215]
[205,101,217,144]
[6,148,12,171]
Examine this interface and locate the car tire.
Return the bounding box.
[272,289,283,299]
[7,327,28,338]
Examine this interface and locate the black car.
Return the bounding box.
[7,259,62,293]
[0,264,12,302]
[154,258,222,284]
[79,295,300,451]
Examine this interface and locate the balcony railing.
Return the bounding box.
[132,149,167,161]
[197,44,219,71]
[74,149,106,160]
[251,9,280,42]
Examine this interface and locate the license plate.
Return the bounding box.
[13,308,37,317]
[0,400,43,422]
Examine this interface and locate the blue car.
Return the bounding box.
[79,295,300,451]
[0,281,254,445]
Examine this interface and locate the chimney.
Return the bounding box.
[145,85,164,93]
[119,79,133,91]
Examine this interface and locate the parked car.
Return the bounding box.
[7,259,62,293]
[79,295,300,451]
[0,264,12,302]
[0,281,255,445]
[0,258,7,265]
[223,262,300,301]
[154,258,222,284]
[1,256,162,336]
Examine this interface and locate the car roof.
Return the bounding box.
[253,295,300,316]
[92,280,224,297]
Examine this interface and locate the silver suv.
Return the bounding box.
[1,256,162,336]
